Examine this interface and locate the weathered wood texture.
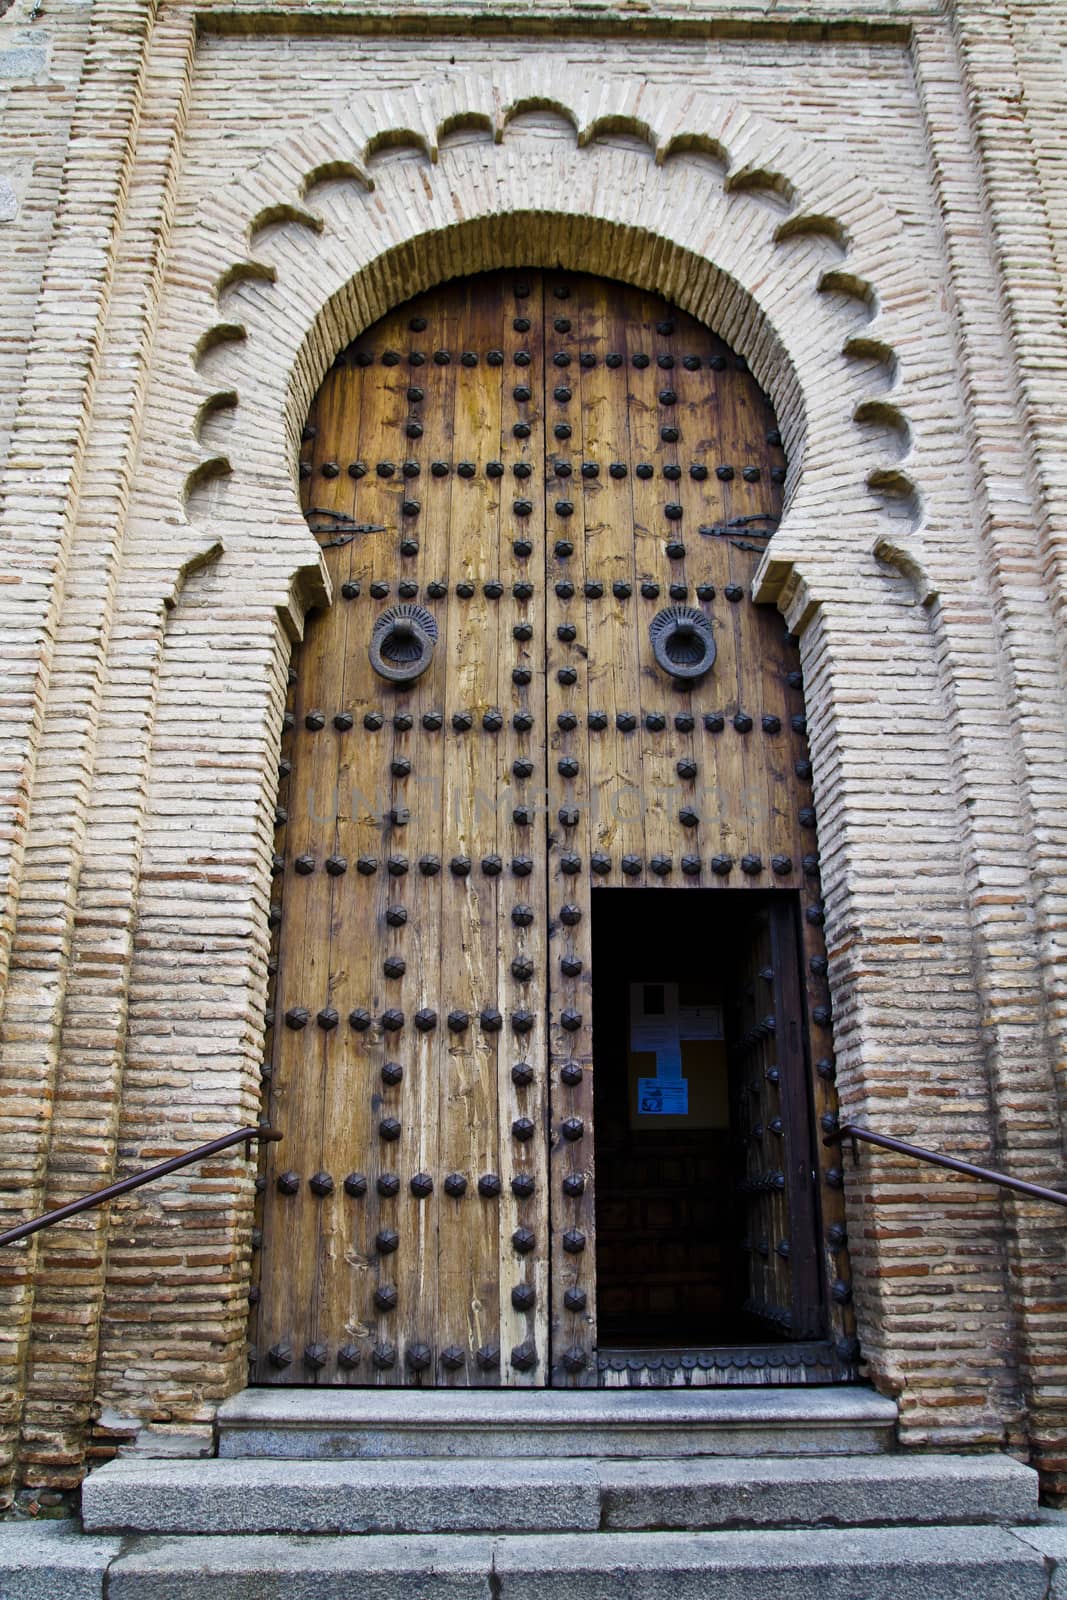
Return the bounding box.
[254,270,847,1387]
[729,902,823,1342]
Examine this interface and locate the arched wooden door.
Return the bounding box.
[252,271,851,1388]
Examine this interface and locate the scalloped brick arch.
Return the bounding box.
[176,71,929,624]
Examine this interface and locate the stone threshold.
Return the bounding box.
[217,1383,900,1459]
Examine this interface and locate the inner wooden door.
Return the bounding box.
[252,269,847,1388]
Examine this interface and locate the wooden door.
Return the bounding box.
[252,270,849,1388]
[729,901,822,1341]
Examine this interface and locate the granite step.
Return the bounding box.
[76,1526,1060,1600]
[81,1451,1040,1536]
[216,1385,900,1459]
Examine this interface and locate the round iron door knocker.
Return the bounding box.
[369,603,439,684]
[648,605,717,682]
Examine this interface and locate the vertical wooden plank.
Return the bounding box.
[318,329,408,1387]
[545,271,597,1386]
[770,899,822,1337]
[720,349,779,888]
[368,287,463,1386]
[391,288,454,1386]
[711,345,761,887]
[436,278,505,1385]
[648,299,686,885]
[582,281,643,886]
[305,356,375,1387]
[494,270,550,1385]
[730,907,794,1336]
[621,289,670,886]
[674,328,730,890]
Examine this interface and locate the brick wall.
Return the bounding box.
[0,0,1064,1505]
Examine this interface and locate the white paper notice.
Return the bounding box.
[678,1003,724,1041]
[637,1078,689,1116]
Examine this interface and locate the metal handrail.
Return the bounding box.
[826,1123,1067,1208]
[0,1125,283,1247]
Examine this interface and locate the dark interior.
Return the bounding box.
[592,888,795,1349]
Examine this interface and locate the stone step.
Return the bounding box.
[216,1384,900,1459]
[86,1527,1057,1600]
[81,1451,1040,1536]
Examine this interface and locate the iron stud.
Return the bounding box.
[511,1339,538,1372]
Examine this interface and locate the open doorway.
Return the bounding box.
[592,889,825,1361]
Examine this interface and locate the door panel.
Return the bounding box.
[729,902,822,1340]
[257,278,553,1385]
[253,269,849,1387]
